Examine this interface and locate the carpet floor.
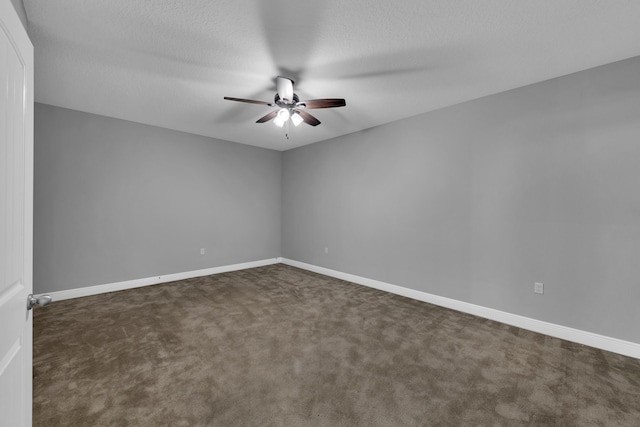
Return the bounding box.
[33,264,640,426]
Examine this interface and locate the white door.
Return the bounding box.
[0,0,34,425]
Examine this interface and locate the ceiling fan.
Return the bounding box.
[224,76,346,128]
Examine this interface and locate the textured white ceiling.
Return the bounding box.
[24,0,640,150]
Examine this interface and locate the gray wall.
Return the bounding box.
[282,56,640,344]
[34,104,281,293]
[10,0,27,30]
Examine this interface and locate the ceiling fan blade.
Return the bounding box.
[276,76,294,103]
[224,97,274,106]
[298,98,346,109]
[297,110,321,126]
[256,110,278,123]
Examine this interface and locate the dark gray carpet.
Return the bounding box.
[33,264,640,426]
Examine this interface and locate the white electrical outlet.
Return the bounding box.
[534,282,544,294]
[324,247,329,254]
[200,248,205,255]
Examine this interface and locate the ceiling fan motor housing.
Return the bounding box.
[274,93,299,108]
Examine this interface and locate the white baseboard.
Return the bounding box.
[280,258,640,360]
[48,258,281,301]
[45,256,640,359]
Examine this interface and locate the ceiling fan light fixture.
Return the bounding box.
[278,108,290,120]
[274,116,285,127]
[274,108,290,127]
[291,111,303,127]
